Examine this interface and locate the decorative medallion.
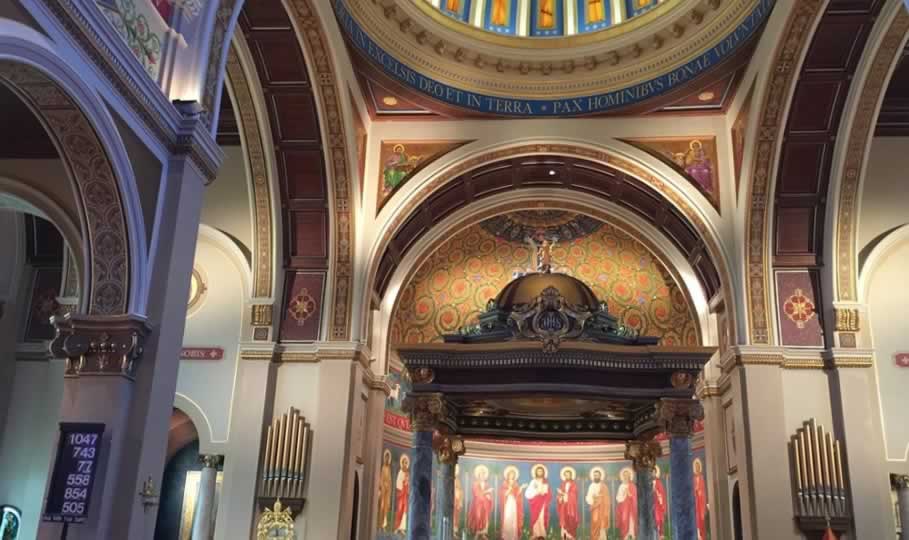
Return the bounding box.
[288,289,318,325]
[256,499,294,539]
[783,289,816,329]
[895,353,909,368]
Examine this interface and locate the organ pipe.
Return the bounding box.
[260,407,309,499]
[791,418,850,528]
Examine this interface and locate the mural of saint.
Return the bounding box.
[377,450,393,531]
[694,458,708,540]
[468,465,494,535]
[538,0,555,28]
[587,0,606,23]
[668,140,714,193]
[500,466,525,540]
[525,464,552,538]
[382,144,422,199]
[558,467,580,540]
[653,464,668,538]
[491,0,509,25]
[446,0,460,11]
[616,468,638,540]
[586,467,610,540]
[454,464,464,537]
[394,454,410,534]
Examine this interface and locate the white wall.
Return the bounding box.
[858,137,909,256]
[199,146,254,257]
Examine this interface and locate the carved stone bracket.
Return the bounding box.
[656,398,704,438]
[402,393,452,432]
[50,313,151,379]
[625,439,663,471]
[433,433,466,465]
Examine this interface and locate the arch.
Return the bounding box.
[378,190,714,365]
[827,7,909,305]
[197,224,253,304]
[0,22,147,316]
[368,143,735,346]
[174,392,217,455]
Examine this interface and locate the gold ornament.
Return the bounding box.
[257,499,294,539]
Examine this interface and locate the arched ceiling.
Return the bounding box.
[390,210,700,346]
[335,0,772,116]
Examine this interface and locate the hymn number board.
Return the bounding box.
[43,423,105,524]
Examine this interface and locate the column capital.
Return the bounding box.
[656,398,704,437]
[402,393,451,432]
[200,454,223,468]
[433,433,466,465]
[50,313,151,379]
[892,474,909,489]
[625,439,663,471]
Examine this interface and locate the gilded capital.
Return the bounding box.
[892,474,909,490]
[50,314,151,379]
[433,433,466,465]
[625,439,662,470]
[834,308,860,332]
[402,393,448,432]
[656,398,704,437]
[200,454,223,468]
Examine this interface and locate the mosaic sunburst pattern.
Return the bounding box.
[391,216,697,345]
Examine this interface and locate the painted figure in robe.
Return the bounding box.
[467,465,494,535]
[587,0,606,23]
[525,465,552,538]
[377,450,393,530]
[491,0,509,25]
[653,464,668,538]
[394,455,410,534]
[694,458,708,540]
[586,468,610,540]
[558,467,580,539]
[539,0,555,28]
[616,468,638,540]
[453,465,464,536]
[500,466,525,540]
[446,0,460,11]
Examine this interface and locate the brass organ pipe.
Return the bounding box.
[810,419,822,503]
[263,425,273,487]
[818,424,830,503]
[792,439,804,515]
[802,427,815,508]
[294,419,305,497]
[280,412,290,491]
[298,422,309,497]
[797,432,809,510]
[287,410,299,493]
[834,440,845,515]
[275,415,286,495]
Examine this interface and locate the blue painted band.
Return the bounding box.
[333,0,775,116]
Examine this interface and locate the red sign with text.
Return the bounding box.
[895,353,909,368]
[180,347,224,360]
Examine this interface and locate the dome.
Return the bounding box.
[495,271,600,311]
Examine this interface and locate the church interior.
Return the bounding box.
[0,0,908,539]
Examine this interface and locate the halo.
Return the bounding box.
[531,463,549,479]
[393,143,406,154]
[474,464,489,480]
[383,449,392,462]
[503,465,520,480]
[693,457,703,473]
[619,466,635,482]
[689,139,703,151]
[588,466,606,481]
[400,454,410,467]
[653,464,661,478]
[560,466,577,480]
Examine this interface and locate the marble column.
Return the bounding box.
[626,439,662,540]
[894,475,909,538]
[402,392,449,540]
[657,396,704,540]
[434,434,465,540]
[191,454,221,540]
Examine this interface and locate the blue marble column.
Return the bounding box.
[436,461,454,540]
[636,464,656,540]
[408,430,434,540]
[670,436,696,540]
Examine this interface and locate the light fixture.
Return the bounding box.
[697,91,715,102]
[548,169,556,176]
[382,96,399,106]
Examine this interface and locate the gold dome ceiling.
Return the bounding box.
[335,0,773,115]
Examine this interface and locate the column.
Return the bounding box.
[191,454,222,540]
[434,434,465,540]
[894,475,909,538]
[626,438,662,540]
[402,393,449,540]
[37,109,218,540]
[657,397,704,540]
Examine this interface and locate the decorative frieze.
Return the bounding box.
[50,314,151,379]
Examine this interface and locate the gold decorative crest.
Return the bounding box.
[256,499,294,539]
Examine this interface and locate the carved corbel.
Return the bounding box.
[50,313,151,379]
[656,398,704,437]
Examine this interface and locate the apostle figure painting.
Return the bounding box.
[376,441,710,540]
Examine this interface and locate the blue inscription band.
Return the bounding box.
[334,0,775,117]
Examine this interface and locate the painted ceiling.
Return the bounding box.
[390,211,698,345]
